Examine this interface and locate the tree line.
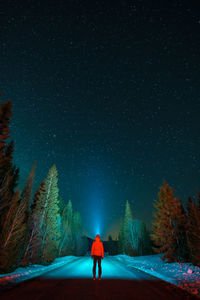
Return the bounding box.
[151,180,200,266]
[0,100,85,273]
[118,200,152,256]
[117,181,200,268]
[1,99,199,272]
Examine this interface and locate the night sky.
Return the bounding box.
[0,0,200,239]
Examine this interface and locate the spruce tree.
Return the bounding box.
[64,200,74,253]
[130,219,143,255]
[1,163,36,270]
[28,181,46,264]
[118,219,125,254]
[40,165,61,263]
[72,211,82,255]
[0,101,19,237]
[0,100,20,272]
[19,162,36,265]
[26,165,61,264]
[123,200,133,254]
[0,190,21,271]
[66,200,73,226]
[58,204,69,256]
[187,197,200,266]
[151,180,187,262]
[138,222,152,256]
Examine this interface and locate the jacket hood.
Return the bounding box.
[95,234,100,241]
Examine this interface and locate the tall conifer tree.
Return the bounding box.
[27,181,46,264]
[0,101,19,237]
[123,200,133,254]
[72,211,82,255]
[0,100,19,272]
[118,219,125,254]
[58,204,70,256]
[152,181,187,262]
[25,165,61,264]
[19,162,36,265]
[65,200,74,253]
[40,165,61,263]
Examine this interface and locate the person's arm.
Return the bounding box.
[91,242,94,257]
[101,242,104,258]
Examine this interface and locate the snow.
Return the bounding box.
[0,256,79,290]
[113,254,200,297]
[1,254,200,297]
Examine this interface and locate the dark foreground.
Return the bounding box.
[0,278,198,300]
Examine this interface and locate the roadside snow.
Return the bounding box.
[113,254,200,297]
[0,256,79,290]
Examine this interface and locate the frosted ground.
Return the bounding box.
[113,254,200,297]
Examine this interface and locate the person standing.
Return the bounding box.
[91,234,104,280]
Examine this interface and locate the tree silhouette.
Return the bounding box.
[152,180,187,262]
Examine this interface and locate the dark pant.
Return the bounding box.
[93,255,102,278]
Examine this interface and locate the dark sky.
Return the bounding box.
[0,0,200,239]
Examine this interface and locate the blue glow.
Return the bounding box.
[86,179,105,238]
[43,257,153,280]
[95,220,101,236]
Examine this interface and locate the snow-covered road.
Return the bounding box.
[0,256,198,300]
[42,256,152,280]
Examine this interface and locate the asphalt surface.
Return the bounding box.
[0,257,198,300]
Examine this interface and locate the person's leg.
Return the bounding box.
[97,256,102,279]
[93,256,97,279]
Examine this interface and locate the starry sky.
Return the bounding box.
[0,0,200,239]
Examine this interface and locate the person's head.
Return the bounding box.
[95,234,100,241]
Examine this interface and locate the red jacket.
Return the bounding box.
[91,235,104,258]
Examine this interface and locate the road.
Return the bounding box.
[0,256,198,300]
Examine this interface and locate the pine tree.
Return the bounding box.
[25,165,61,264]
[64,200,74,253]
[0,100,20,272]
[151,180,187,262]
[19,162,36,265]
[28,181,46,264]
[40,165,61,263]
[123,200,133,254]
[58,195,65,216]
[187,197,200,266]
[72,211,82,255]
[1,163,36,271]
[58,204,69,257]
[129,219,142,255]
[0,190,21,271]
[118,219,125,254]
[0,101,19,237]
[138,222,152,256]
[66,200,73,225]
